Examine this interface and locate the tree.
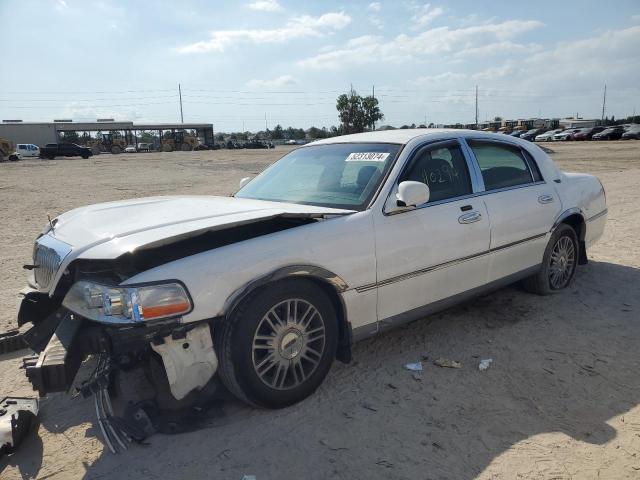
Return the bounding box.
[60,131,79,143]
[271,124,284,139]
[362,95,383,130]
[336,88,384,134]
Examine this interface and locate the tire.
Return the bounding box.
[522,224,579,295]
[111,145,121,154]
[216,279,338,409]
[82,154,89,159]
[181,143,192,151]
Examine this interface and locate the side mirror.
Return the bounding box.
[239,176,252,189]
[396,181,429,207]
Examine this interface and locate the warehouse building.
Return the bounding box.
[0,120,215,150]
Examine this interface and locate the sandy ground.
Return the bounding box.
[1,141,639,479]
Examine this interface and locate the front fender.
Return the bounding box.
[223,264,349,316]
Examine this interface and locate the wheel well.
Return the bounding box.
[303,277,352,364]
[560,213,588,264]
[223,275,353,364]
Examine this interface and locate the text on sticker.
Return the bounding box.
[345,152,390,162]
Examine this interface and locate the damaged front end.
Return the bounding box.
[18,251,220,452]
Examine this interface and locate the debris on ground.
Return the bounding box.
[433,358,462,369]
[0,397,39,458]
[478,359,493,371]
[404,362,423,371]
[412,372,423,381]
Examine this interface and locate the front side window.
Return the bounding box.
[236,143,401,210]
[468,141,534,191]
[398,142,472,203]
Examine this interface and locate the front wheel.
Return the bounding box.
[522,224,578,295]
[216,279,338,408]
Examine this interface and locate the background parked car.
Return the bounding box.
[137,143,151,152]
[535,129,563,142]
[553,129,581,141]
[520,128,546,141]
[593,126,625,140]
[39,143,92,159]
[124,145,137,153]
[16,143,40,157]
[509,130,526,137]
[621,125,640,140]
[572,126,606,140]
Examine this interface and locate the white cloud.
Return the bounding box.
[368,2,381,12]
[247,0,283,12]
[369,15,384,30]
[410,3,444,28]
[632,14,640,22]
[177,11,351,53]
[55,0,68,11]
[298,19,544,69]
[246,75,298,88]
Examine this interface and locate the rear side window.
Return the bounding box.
[399,142,472,203]
[468,141,534,191]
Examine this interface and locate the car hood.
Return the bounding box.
[48,195,355,259]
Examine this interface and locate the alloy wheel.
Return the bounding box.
[549,235,575,289]
[251,298,326,390]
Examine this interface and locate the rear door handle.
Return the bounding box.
[458,211,482,224]
[538,194,554,204]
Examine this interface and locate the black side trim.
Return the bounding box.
[371,265,540,339]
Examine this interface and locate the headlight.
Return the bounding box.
[62,280,192,324]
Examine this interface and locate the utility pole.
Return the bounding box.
[372,85,375,130]
[601,84,607,122]
[475,85,479,128]
[178,83,184,123]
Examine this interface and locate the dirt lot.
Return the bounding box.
[1,141,639,479]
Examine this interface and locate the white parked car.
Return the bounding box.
[124,145,137,153]
[535,129,563,142]
[18,130,607,424]
[553,129,580,141]
[16,143,40,157]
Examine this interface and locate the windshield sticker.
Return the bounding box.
[345,152,390,162]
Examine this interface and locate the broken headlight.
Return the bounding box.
[62,281,192,324]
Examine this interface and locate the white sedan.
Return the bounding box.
[18,129,607,414]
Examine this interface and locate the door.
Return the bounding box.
[465,139,561,281]
[374,140,491,326]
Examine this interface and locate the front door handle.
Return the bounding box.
[538,194,554,204]
[458,211,482,224]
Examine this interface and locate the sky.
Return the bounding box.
[0,0,639,131]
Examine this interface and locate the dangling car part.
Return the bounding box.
[0,397,39,458]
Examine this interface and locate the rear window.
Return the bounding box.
[468,141,535,191]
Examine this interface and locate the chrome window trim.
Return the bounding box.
[382,136,548,217]
[384,179,547,216]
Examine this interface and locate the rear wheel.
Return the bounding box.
[216,279,337,408]
[523,224,578,295]
[111,145,121,154]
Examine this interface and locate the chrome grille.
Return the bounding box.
[32,234,72,291]
[34,244,61,290]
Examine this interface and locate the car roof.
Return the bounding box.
[307,128,532,146]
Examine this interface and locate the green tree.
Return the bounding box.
[362,95,383,130]
[336,89,383,133]
[271,124,284,139]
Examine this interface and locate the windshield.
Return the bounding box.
[236,143,401,210]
